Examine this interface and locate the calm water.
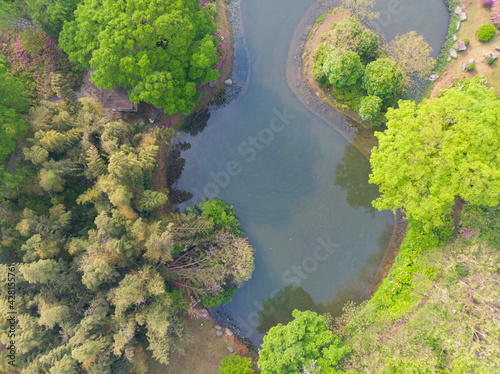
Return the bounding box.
[172,0,449,346]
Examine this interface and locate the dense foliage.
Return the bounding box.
[258,310,350,374]
[0,77,254,372]
[323,50,364,87]
[362,58,404,100]
[60,0,221,114]
[0,55,29,163]
[370,76,500,230]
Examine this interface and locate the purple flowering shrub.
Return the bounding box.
[482,0,493,7]
[155,109,170,128]
[492,0,500,27]
[0,28,80,103]
[213,30,226,71]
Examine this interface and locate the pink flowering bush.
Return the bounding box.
[482,0,493,7]
[492,0,500,28]
[0,28,80,103]
[214,30,226,70]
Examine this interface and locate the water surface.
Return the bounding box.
[172,0,449,346]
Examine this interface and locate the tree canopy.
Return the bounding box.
[0,55,29,163]
[323,50,364,87]
[59,0,220,114]
[362,58,404,101]
[369,76,500,229]
[258,310,350,374]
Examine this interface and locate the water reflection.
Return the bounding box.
[334,144,380,218]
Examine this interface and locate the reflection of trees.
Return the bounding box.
[256,285,318,334]
[167,141,192,204]
[181,108,211,136]
[334,144,379,217]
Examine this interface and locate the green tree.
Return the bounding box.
[24,0,83,37]
[60,0,220,114]
[258,310,351,374]
[219,354,254,374]
[386,32,435,78]
[323,50,364,87]
[362,58,405,101]
[369,76,500,229]
[0,55,30,163]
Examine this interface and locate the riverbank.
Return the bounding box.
[151,0,235,216]
[430,0,500,98]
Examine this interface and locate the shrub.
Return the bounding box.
[219,355,254,374]
[482,0,493,7]
[362,58,405,100]
[359,95,382,121]
[466,62,475,71]
[487,56,496,64]
[464,38,470,46]
[323,50,364,87]
[477,24,496,42]
[312,69,329,89]
[492,0,500,27]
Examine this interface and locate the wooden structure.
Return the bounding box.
[101,86,138,112]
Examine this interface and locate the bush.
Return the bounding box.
[312,69,328,89]
[323,50,364,87]
[477,24,496,42]
[219,355,254,374]
[362,58,405,101]
[359,95,382,121]
[464,38,470,46]
[492,0,500,27]
[487,56,496,64]
[482,0,493,7]
[466,62,475,71]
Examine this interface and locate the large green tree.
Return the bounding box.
[60,0,220,114]
[362,58,404,101]
[323,50,364,87]
[24,0,83,37]
[369,76,500,229]
[258,310,350,374]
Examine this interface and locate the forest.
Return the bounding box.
[1,0,499,373]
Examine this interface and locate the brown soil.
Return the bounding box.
[151,0,234,216]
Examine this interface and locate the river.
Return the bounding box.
[172,0,449,346]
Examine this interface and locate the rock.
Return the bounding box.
[456,21,460,31]
[485,53,498,60]
[496,46,500,51]
[199,309,210,319]
[224,328,233,336]
[468,59,475,64]
[460,12,467,22]
[216,331,223,337]
[215,324,222,330]
[455,41,467,51]
[450,49,458,58]
[447,56,451,62]
[208,80,217,88]
[453,35,457,41]
[227,346,234,353]
[429,74,439,81]
[224,79,233,86]
[454,6,462,15]
[461,62,467,71]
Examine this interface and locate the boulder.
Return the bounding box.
[215,324,222,330]
[224,79,233,86]
[496,46,500,51]
[216,331,223,337]
[450,49,458,59]
[227,346,234,353]
[485,53,498,60]
[460,12,467,22]
[468,59,475,64]
[429,74,440,81]
[461,62,467,71]
[455,41,466,51]
[447,56,451,62]
[208,80,217,88]
[453,35,457,41]
[224,328,233,336]
[454,6,462,15]
[456,21,460,31]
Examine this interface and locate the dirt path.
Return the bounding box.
[430,0,499,98]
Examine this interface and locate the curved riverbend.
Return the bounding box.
[172,0,449,347]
